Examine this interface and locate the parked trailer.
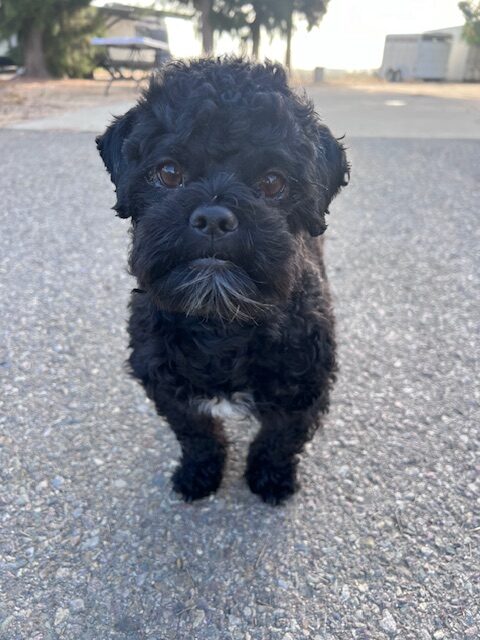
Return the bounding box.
[433,26,480,82]
[380,32,452,81]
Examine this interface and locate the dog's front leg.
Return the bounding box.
[246,406,319,505]
[160,402,227,502]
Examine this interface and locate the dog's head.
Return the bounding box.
[97,59,349,323]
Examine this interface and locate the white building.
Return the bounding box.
[380,26,480,82]
[0,36,17,60]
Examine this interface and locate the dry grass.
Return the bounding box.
[0,77,144,126]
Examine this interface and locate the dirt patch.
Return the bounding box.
[0,78,145,127]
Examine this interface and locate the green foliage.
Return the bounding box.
[0,0,53,35]
[0,0,104,77]
[293,0,329,30]
[173,0,246,35]
[203,0,330,58]
[210,1,283,35]
[207,0,329,35]
[165,0,330,61]
[45,7,104,78]
[459,1,480,45]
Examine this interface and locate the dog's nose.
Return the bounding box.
[189,205,239,238]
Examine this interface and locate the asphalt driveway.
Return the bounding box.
[0,85,479,639]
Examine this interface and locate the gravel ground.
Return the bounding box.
[0,130,479,639]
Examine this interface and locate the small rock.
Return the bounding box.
[114,479,128,489]
[136,573,147,587]
[35,480,48,492]
[51,475,64,489]
[420,545,434,557]
[16,490,29,506]
[69,598,85,613]
[1,616,13,632]
[114,616,141,633]
[54,607,70,626]
[433,632,445,639]
[81,535,99,550]
[137,403,150,413]
[228,615,241,628]
[69,534,81,547]
[380,610,397,634]
[191,609,205,628]
[341,584,350,601]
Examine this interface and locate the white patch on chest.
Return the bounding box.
[194,392,255,422]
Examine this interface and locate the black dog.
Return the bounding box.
[96,58,348,504]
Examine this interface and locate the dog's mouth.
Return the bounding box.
[148,258,273,323]
[190,257,229,268]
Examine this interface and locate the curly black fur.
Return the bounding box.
[96,58,349,504]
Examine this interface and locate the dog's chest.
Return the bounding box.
[166,320,254,393]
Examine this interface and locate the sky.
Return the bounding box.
[165,0,465,70]
[100,0,466,71]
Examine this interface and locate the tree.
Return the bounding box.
[196,0,215,53]
[211,0,284,59]
[205,0,330,65]
[172,0,259,57]
[167,0,330,63]
[0,0,104,78]
[281,0,330,70]
[458,1,480,46]
[246,1,283,59]
[174,0,215,54]
[46,7,104,78]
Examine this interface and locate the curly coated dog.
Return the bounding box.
[96,58,349,504]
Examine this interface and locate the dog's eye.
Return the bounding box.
[156,161,184,188]
[258,172,287,199]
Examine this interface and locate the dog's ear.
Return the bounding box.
[96,107,139,218]
[96,107,138,184]
[306,125,350,237]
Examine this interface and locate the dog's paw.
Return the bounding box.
[245,461,299,505]
[172,458,224,502]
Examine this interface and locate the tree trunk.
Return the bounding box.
[251,17,261,59]
[285,9,293,70]
[198,0,214,55]
[23,24,50,78]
